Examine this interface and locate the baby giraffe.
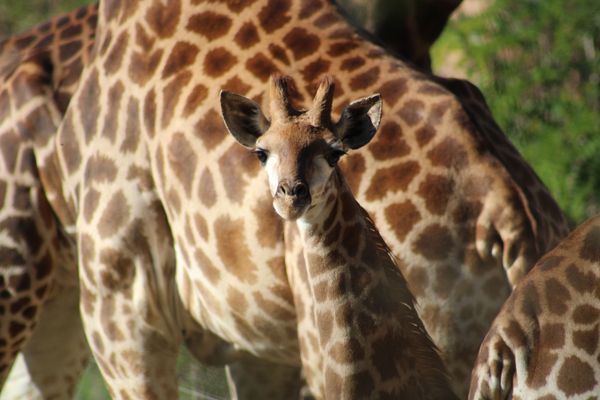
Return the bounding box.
[220,75,457,399]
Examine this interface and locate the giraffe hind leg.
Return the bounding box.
[0,185,60,390]
[1,283,88,400]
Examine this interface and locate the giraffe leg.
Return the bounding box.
[77,185,184,398]
[1,283,88,400]
[226,356,303,400]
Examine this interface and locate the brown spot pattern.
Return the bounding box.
[385,200,421,242]
[144,89,157,138]
[222,76,251,95]
[104,31,129,74]
[365,161,420,201]
[102,81,125,143]
[572,304,600,324]
[83,188,100,223]
[572,325,598,355]
[214,216,257,284]
[580,226,600,262]
[398,99,425,127]
[268,43,290,65]
[187,11,232,40]
[379,77,408,107]
[59,115,82,173]
[183,84,208,117]
[253,199,282,249]
[544,278,571,316]
[246,52,280,82]
[203,47,237,78]
[59,41,82,61]
[556,356,597,396]
[194,248,220,284]
[198,169,217,208]
[427,137,469,169]
[146,0,181,38]
[78,69,100,144]
[417,174,454,215]
[368,122,409,161]
[302,58,330,83]
[98,191,130,238]
[122,97,140,153]
[162,71,192,127]
[168,133,197,196]
[218,144,260,203]
[194,109,227,151]
[234,22,260,49]
[340,153,365,195]
[84,154,118,184]
[258,0,291,33]
[349,66,380,91]
[412,224,454,261]
[129,48,163,85]
[162,42,198,79]
[283,27,320,60]
[340,56,365,72]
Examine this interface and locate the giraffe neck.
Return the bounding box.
[296,171,455,398]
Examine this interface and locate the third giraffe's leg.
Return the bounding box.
[1,283,88,400]
[0,185,62,387]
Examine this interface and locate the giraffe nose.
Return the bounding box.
[277,181,309,200]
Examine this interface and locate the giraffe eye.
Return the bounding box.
[326,149,346,166]
[253,149,268,164]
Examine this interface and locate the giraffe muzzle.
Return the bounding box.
[274,180,311,219]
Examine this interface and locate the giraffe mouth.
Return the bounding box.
[273,194,311,220]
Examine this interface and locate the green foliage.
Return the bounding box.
[433,0,600,224]
[0,0,89,38]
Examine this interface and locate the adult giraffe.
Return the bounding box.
[0,0,568,398]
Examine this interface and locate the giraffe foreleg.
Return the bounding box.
[77,186,184,399]
[469,329,515,400]
[475,187,539,288]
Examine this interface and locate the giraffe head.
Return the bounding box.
[220,75,382,221]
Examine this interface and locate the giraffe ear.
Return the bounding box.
[334,94,382,149]
[220,90,270,147]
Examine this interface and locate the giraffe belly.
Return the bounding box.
[174,241,301,365]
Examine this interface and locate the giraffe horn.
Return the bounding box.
[269,75,297,121]
[308,76,335,127]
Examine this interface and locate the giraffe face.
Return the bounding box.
[253,121,343,220]
[220,75,382,220]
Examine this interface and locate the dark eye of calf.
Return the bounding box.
[325,149,346,167]
[254,149,268,164]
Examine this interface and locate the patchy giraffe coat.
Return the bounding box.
[470,215,600,399]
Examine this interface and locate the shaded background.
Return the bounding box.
[1,0,599,398]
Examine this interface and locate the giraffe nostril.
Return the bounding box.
[293,182,308,199]
[277,182,289,196]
